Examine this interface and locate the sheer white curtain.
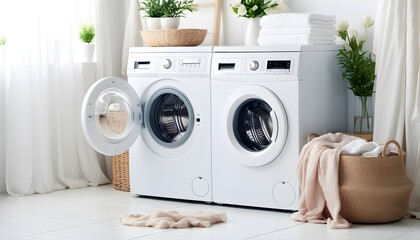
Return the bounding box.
[0,30,5,193]
[0,0,131,195]
[121,0,142,77]
[373,0,420,217]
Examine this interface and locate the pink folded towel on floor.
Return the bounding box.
[121,210,227,229]
[291,132,360,229]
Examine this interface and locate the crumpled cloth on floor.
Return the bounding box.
[291,132,360,229]
[121,210,227,229]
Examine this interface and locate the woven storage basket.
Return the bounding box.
[140,29,207,47]
[339,140,413,223]
[307,134,414,223]
[112,151,130,192]
[108,111,130,192]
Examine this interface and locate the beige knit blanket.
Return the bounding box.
[121,211,227,229]
[291,132,359,229]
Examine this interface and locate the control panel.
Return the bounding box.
[214,58,295,75]
[179,58,202,69]
[211,51,300,80]
[129,54,210,75]
[242,59,292,74]
[156,56,207,73]
[132,58,205,70]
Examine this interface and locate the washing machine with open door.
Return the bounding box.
[81,47,213,202]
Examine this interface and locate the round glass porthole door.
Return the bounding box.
[81,77,141,156]
[145,88,194,147]
[225,85,288,167]
[95,90,133,142]
[234,99,274,151]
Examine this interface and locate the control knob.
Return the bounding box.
[249,60,259,71]
[162,59,172,69]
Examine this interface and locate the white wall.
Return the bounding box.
[220,0,378,48]
[143,0,378,51]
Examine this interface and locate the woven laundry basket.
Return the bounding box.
[339,140,413,223]
[108,111,130,192]
[140,29,207,47]
[112,151,130,192]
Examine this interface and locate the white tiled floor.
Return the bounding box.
[0,185,419,240]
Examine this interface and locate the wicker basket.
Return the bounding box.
[141,29,207,47]
[339,140,413,223]
[108,111,128,135]
[307,133,414,223]
[108,111,131,192]
[112,151,130,192]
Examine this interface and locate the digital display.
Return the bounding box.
[218,63,235,70]
[134,61,151,69]
[267,60,291,70]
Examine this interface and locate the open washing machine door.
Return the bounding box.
[81,77,142,156]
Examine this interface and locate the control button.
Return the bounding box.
[162,59,172,69]
[249,60,259,71]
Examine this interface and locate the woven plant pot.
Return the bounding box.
[339,140,414,223]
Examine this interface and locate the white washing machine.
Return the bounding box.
[81,47,212,202]
[211,45,347,210]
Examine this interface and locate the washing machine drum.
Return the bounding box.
[150,93,191,143]
[235,99,274,151]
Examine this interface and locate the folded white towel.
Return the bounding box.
[259,27,336,36]
[261,13,336,28]
[257,35,336,46]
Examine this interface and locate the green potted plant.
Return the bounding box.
[139,0,164,30]
[140,0,197,30]
[336,16,376,133]
[160,0,197,29]
[79,23,96,62]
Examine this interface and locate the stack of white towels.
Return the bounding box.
[258,13,337,46]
